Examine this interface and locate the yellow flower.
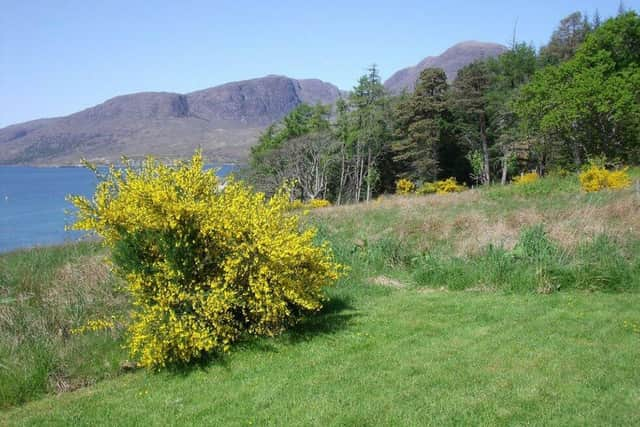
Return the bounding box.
[69,151,342,369]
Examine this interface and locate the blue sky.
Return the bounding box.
[1,0,637,127]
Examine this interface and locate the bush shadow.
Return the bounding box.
[164,296,357,377]
[284,296,357,344]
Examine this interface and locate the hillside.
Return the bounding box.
[0,41,510,166]
[2,171,640,424]
[0,76,341,166]
[384,41,508,93]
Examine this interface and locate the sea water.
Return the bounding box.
[0,165,235,253]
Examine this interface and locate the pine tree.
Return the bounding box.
[392,68,449,181]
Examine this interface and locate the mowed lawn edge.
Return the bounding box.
[2,288,639,426]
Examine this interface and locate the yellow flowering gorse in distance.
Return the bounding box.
[433,177,465,194]
[69,152,341,369]
[288,198,331,210]
[579,164,632,192]
[412,178,466,195]
[395,178,416,195]
[512,172,540,186]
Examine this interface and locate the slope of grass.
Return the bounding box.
[1,171,640,424]
[0,243,128,408]
[2,286,640,426]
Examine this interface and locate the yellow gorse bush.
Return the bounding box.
[69,152,341,369]
[395,178,416,195]
[416,178,465,195]
[579,164,631,192]
[289,198,331,210]
[512,172,539,186]
[307,198,331,209]
[416,182,437,195]
[434,177,465,194]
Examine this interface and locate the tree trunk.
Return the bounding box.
[501,154,508,185]
[337,143,346,205]
[480,114,491,184]
[366,146,372,202]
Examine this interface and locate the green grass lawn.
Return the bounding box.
[2,285,639,426]
[2,172,640,425]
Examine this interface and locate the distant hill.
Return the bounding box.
[0,41,509,166]
[384,41,508,93]
[0,76,341,165]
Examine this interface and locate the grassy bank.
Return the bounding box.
[1,171,640,424]
[0,243,128,408]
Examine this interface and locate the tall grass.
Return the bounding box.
[0,243,128,408]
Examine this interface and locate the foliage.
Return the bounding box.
[289,198,332,210]
[395,178,416,194]
[512,171,540,185]
[416,182,437,195]
[517,12,640,168]
[69,153,341,368]
[307,198,332,209]
[244,10,640,200]
[392,68,453,182]
[539,11,593,65]
[579,164,632,192]
[434,177,466,194]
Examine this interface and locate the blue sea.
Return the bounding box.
[0,165,235,253]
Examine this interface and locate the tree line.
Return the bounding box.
[244,9,640,203]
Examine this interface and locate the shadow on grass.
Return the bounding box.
[165,296,357,376]
[284,296,357,344]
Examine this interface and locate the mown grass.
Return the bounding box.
[1,170,640,424]
[2,288,640,426]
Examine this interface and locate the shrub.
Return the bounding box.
[415,178,465,196]
[512,172,539,186]
[395,178,415,195]
[69,153,341,369]
[607,169,632,190]
[434,177,465,194]
[579,164,631,192]
[289,199,305,210]
[288,198,331,210]
[307,198,331,209]
[416,182,437,195]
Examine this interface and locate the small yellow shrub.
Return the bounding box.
[607,169,632,190]
[434,177,465,194]
[579,165,631,192]
[512,172,539,186]
[69,152,341,369]
[395,178,415,195]
[289,199,305,210]
[307,198,331,209]
[288,198,331,210]
[416,182,437,195]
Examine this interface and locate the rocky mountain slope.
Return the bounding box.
[384,41,508,93]
[0,76,341,165]
[0,41,508,166]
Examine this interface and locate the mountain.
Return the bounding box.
[384,41,508,93]
[0,41,508,166]
[0,76,341,165]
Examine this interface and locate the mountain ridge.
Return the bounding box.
[384,41,508,93]
[1,41,508,166]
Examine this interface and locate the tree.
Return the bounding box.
[516,12,640,169]
[452,61,493,184]
[486,42,538,182]
[248,103,332,195]
[392,68,449,181]
[349,65,393,201]
[540,12,592,65]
